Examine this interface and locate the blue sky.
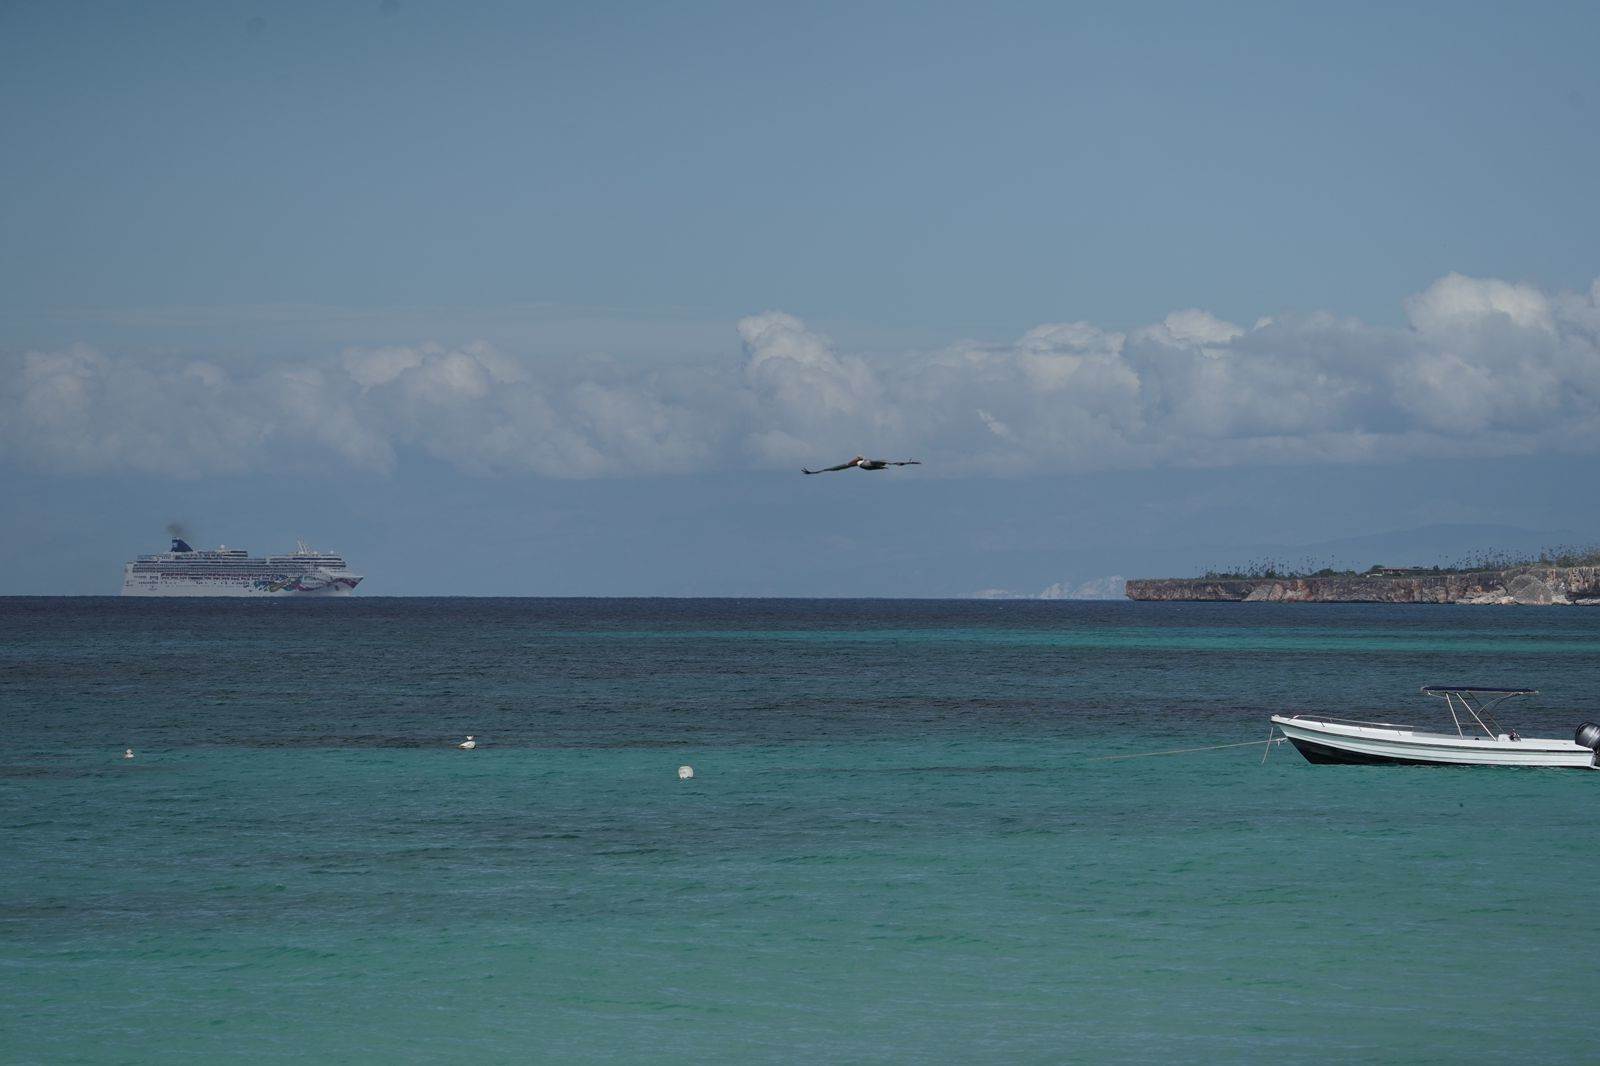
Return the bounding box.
[3,1,1599,594]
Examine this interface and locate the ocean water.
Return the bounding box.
[3,598,1599,1063]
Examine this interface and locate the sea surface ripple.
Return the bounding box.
[3,598,1598,1062]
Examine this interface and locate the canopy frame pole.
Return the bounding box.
[1465,694,1504,736]
[1423,687,1532,739]
[1465,696,1496,737]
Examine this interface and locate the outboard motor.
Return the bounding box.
[1575,722,1600,757]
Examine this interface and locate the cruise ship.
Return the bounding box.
[121,538,364,597]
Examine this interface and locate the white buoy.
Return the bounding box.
[458,735,477,750]
[123,748,135,760]
[678,765,694,780]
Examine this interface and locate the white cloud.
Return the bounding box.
[736,310,891,462]
[976,408,1017,443]
[4,272,1600,478]
[1404,272,1554,334]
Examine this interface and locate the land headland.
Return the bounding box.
[1125,566,1600,604]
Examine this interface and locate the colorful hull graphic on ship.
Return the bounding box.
[253,573,362,593]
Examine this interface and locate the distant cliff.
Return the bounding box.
[1125,566,1600,605]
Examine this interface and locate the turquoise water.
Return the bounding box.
[3,599,1599,1062]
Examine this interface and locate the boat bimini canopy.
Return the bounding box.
[1420,686,1537,739]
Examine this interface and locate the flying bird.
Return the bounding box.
[802,455,922,475]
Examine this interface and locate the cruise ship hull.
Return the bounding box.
[120,577,362,597]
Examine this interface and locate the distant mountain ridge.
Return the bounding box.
[972,524,1580,604]
[1126,565,1600,605]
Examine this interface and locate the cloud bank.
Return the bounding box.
[4,273,1600,478]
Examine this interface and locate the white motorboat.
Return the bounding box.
[1271,687,1600,769]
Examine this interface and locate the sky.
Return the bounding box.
[3,1,1599,595]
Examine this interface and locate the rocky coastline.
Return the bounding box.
[1125,566,1600,605]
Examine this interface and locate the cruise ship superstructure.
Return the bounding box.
[121,538,363,597]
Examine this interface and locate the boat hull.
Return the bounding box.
[1287,736,1478,766]
[1271,715,1597,769]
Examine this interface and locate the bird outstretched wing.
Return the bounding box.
[802,461,855,474]
[884,460,922,466]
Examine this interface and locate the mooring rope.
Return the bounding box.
[1091,737,1287,761]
